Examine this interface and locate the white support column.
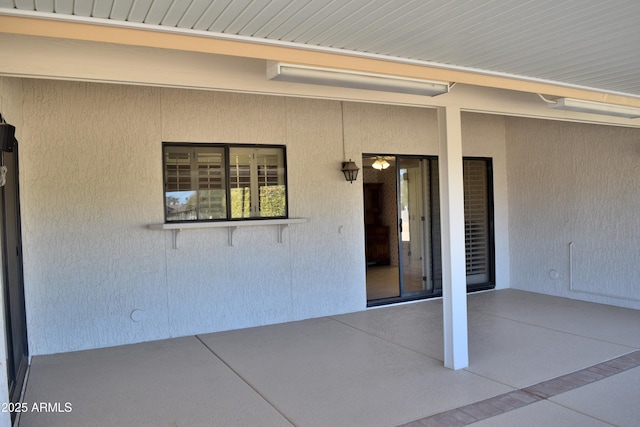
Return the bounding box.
[437,106,469,370]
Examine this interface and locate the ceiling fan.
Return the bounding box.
[366,155,394,170]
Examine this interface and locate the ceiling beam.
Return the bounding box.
[2,14,640,109]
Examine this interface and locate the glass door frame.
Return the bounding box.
[396,156,438,299]
[365,154,441,307]
[365,154,496,307]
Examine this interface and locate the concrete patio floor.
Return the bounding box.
[17,289,640,426]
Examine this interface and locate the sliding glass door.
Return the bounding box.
[463,158,494,290]
[398,157,430,296]
[364,154,494,306]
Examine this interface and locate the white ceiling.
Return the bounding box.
[2,0,640,98]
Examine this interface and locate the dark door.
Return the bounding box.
[1,143,28,415]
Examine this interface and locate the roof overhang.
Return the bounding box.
[2,12,640,111]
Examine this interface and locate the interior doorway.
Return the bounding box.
[363,154,494,306]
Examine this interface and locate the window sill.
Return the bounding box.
[147,218,309,249]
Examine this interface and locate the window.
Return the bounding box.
[164,144,287,222]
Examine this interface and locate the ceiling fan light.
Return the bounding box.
[372,158,390,170]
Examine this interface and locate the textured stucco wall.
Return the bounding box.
[11,79,509,355]
[21,80,169,354]
[506,117,640,309]
[19,81,371,354]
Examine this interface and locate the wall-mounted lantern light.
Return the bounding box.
[342,160,359,183]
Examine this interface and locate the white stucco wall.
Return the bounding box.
[506,117,640,309]
[8,78,510,356]
[16,81,367,355]
[21,81,169,353]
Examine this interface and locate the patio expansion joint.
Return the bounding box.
[398,349,640,427]
[479,312,640,350]
[328,316,445,364]
[194,335,297,427]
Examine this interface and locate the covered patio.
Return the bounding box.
[1,4,640,427]
[18,289,640,427]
